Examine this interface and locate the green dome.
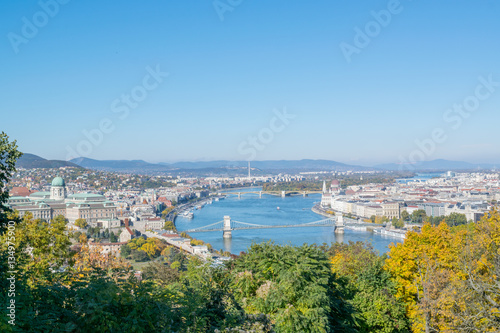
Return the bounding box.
[51,177,65,187]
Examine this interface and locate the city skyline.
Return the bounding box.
[1,1,499,165]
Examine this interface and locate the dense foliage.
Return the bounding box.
[0,132,22,232]
[385,211,500,332]
[1,210,499,332]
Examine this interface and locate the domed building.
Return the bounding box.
[50,176,67,200]
[8,176,118,226]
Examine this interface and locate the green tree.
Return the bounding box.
[401,210,410,221]
[161,207,174,218]
[132,249,149,262]
[170,261,181,270]
[142,261,180,286]
[443,212,467,227]
[0,132,22,231]
[231,242,355,332]
[120,243,131,257]
[392,217,405,229]
[109,231,118,242]
[163,220,175,231]
[411,209,427,223]
[72,230,82,241]
[328,241,410,332]
[74,218,88,229]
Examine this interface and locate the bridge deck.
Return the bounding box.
[184,223,336,233]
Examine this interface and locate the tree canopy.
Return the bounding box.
[0,132,22,230]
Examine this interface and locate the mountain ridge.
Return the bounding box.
[17,153,81,169]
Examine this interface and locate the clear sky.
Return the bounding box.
[1,0,499,165]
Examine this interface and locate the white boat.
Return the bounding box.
[374,228,406,239]
[277,207,280,210]
[181,211,194,219]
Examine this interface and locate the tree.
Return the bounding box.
[109,231,118,243]
[191,239,204,246]
[141,242,157,258]
[231,242,355,332]
[132,249,149,262]
[401,210,410,221]
[163,220,175,231]
[120,243,131,258]
[443,212,467,227]
[78,233,88,244]
[0,214,72,280]
[74,218,88,229]
[450,210,500,332]
[161,207,174,218]
[0,132,22,231]
[142,261,180,286]
[411,209,427,223]
[170,261,181,270]
[72,231,82,241]
[385,222,463,332]
[392,217,405,229]
[180,232,192,239]
[328,241,410,332]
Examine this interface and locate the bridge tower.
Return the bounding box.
[259,191,262,198]
[238,192,241,199]
[281,191,286,198]
[335,212,345,234]
[223,215,232,239]
[302,191,308,197]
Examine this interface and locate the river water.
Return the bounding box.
[175,188,403,255]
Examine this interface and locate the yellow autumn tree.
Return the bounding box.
[0,213,72,286]
[450,210,500,332]
[385,222,466,332]
[141,242,157,258]
[72,244,131,283]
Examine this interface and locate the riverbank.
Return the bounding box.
[170,195,226,224]
[311,204,334,218]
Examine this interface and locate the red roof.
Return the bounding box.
[10,187,33,197]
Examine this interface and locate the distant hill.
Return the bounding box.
[70,157,174,172]
[17,153,81,169]
[376,159,496,171]
[70,158,372,173]
[167,159,362,170]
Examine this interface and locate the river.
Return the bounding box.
[175,187,403,255]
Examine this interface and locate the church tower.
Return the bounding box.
[50,177,67,200]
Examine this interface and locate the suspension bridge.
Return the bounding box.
[183,215,344,238]
[219,190,323,198]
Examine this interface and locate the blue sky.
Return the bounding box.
[1,0,499,165]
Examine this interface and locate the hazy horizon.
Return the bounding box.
[20,151,500,168]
